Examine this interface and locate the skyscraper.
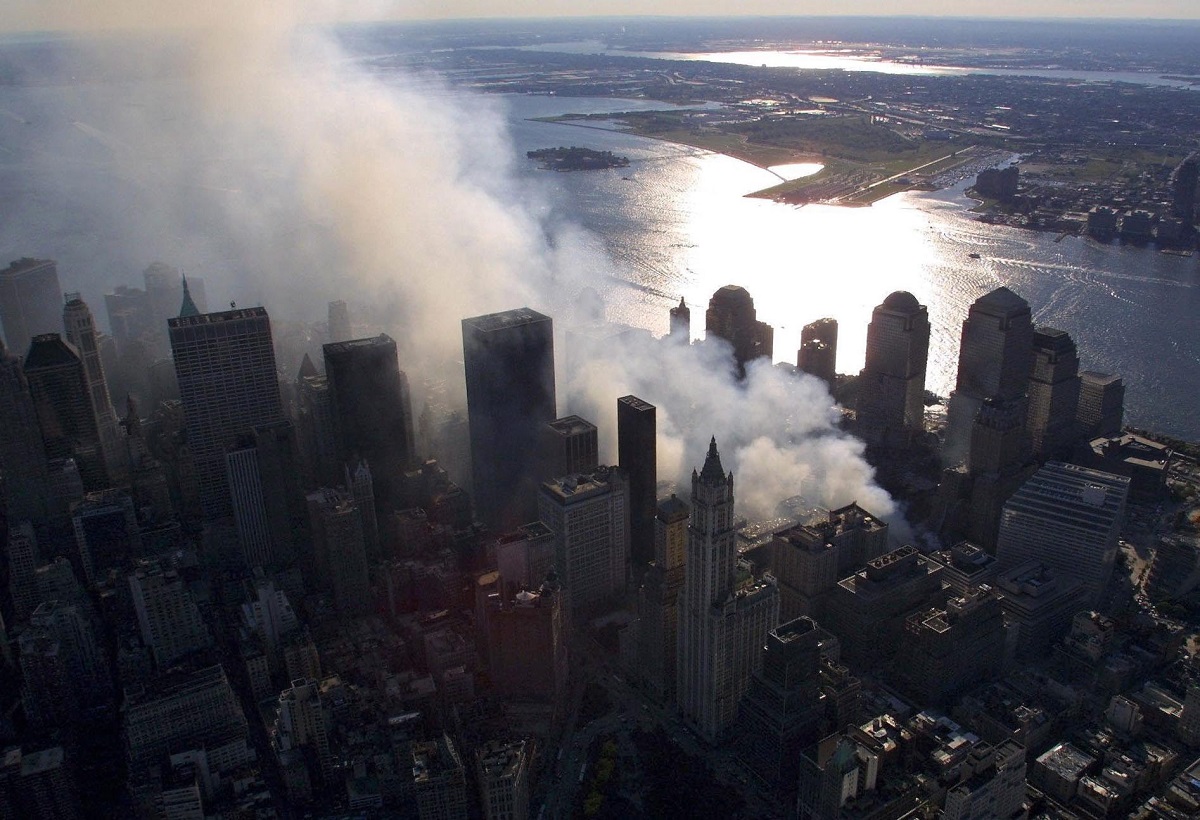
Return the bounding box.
[324,334,416,511]
[62,294,124,480]
[538,466,629,614]
[855,291,930,447]
[169,307,286,520]
[23,333,108,491]
[669,296,691,340]
[797,318,838,387]
[1076,371,1125,439]
[276,679,334,785]
[0,258,63,355]
[128,559,213,669]
[618,395,657,567]
[635,494,689,704]
[677,438,779,742]
[542,415,599,479]
[0,337,50,522]
[327,300,352,343]
[945,287,1034,460]
[307,487,370,616]
[705,285,774,377]
[995,462,1130,603]
[1026,327,1080,458]
[462,308,556,530]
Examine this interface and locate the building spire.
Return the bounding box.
[699,436,725,484]
[179,273,200,318]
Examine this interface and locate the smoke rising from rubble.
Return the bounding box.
[8,2,900,527]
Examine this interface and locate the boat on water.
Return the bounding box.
[968,252,981,259]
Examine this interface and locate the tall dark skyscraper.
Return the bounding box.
[323,334,416,511]
[797,318,838,387]
[0,337,50,522]
[1026,327,1080,458]
[856,291,931,447]
[0,258,63,356]
[23,333,108,491]
[542,415,599,478]
[169,307,286,520]
[705,285,773,377]
[618,395,657,567]
[63,294,124,479]
[462,308,556,530]
[945,287,1034,461]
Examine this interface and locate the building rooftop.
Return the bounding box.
[546,415,597,437]
[1037,741,1094,780]
[1080,371,1122,387]
[541,465,623,503]
[618,394,655,412]
[477,739,528,781]
[882,291,922,313]
[973,286,1030,317]
[23,333,79,369]
[322,334,396,356]
[168,306,268,329]
[462,307,551,334]
[2,257,53,277]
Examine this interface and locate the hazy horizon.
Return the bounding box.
[6,3,1200,35]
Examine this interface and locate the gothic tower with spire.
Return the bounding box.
[677,438,779,741]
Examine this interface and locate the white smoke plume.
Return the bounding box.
[4,3,900,528]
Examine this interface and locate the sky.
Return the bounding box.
[5,0,1200,33]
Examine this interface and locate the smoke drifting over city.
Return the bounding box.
[10,1,897,523]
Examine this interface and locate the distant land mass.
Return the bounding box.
[527,145,630,171]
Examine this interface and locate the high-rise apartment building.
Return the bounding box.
[1026,327,1081,458]
[677,439,780,741]
[324,334,416,511]
[484,575,568,704]
[169,307,286,520]
[62,294,124,480]
[123,665,248,769]
[995,462,1130,603]
[24,333,108,491]
[945,287,1034,459]
[538,466,629,613]
[276,679,334,784]
[856,291,930,447]
[797,317,838,387]
[541,415,599,479]
[1076,371,1125,439]
[824,545,944,669]
[1,746,84,820]
[0,337,50,522]
[6,521,40,619]
[899,586,1006,707]
[0,258,63,355]
[128,559,213,669]
[738,617,826,793]
[705,285,774,377]
[19,600,110,729]
[462,308,556,529]
[476,739,531,820]
[307,488,371,616]
[71,488,141,581]
[617,395,657,567]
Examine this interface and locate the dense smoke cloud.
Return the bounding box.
[7,2,899,527]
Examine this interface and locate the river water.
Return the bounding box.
[501,94,1200,441]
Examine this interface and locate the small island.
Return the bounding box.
[527,146,630,171]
